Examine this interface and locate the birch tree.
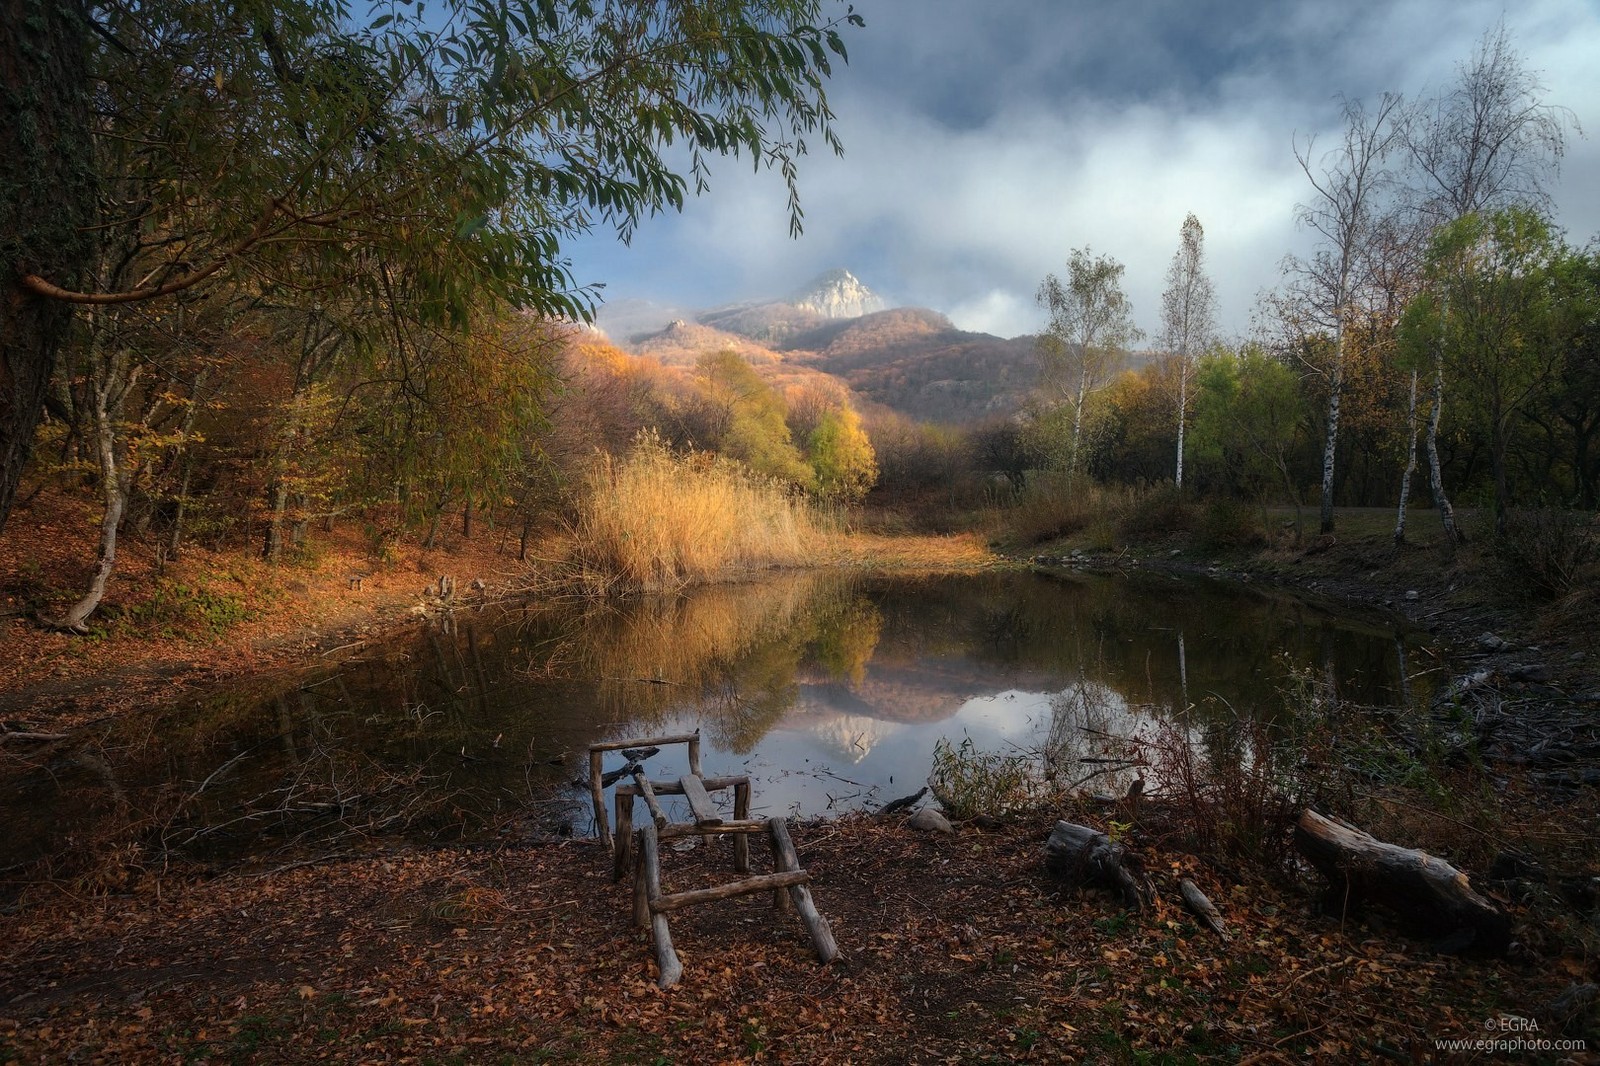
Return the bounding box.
[1402,22,1575,543]
[1036,249,1141,473]
[1158,214,1217,492]
[1290,93,1403,535]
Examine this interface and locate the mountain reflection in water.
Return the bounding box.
[4,569,1431,873]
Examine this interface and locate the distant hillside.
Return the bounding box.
[599,271,1053,424]
[787,309,1039,424]
[696,301,828,346]
[628,318,783,366]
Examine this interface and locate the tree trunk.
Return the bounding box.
[1319,342,1344,535]
[263,480,288,563]
[1393,370,1419,546]
[52,353,138,632]
[1424,356,1464,544]
[0,0,97,532]
[1293,809,1509,955]
[1175,359,1187,491]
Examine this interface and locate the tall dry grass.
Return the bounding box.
[570,433,820,590]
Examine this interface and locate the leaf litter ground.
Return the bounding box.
[3,811,1593,1064]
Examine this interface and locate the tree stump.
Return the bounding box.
[1043,820,1151,909]
[1293,809,1510,955]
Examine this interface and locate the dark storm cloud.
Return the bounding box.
[578,0,1600,341]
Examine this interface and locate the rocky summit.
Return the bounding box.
[790,268,887,319]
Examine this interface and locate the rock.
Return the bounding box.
[1478,632,1511,652]
[1570,651,1587,662]
[1506,663,1553,684]
[1405,590,1419,602]
[1168,549,1181,557]
[906,808,955,834]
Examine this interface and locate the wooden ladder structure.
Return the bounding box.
[588,733,839,989]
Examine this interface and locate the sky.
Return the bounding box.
[569,0,1600,343]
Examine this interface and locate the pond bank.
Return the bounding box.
[0,491,996,731]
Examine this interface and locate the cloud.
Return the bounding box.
[576,0,1600,342]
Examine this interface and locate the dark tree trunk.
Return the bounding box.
[0,0,97,531]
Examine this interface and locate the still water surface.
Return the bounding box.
[9,569,1431,869]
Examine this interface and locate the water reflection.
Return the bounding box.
[2,569,1431,875]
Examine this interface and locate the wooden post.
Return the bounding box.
[613,788,635,882]
[632,829,650,928]
[589,747,610,850]
[766,822,793,914]
[768,818,839,963]
[679,774,723,827]
[687,731,702,778]
[733,780,751,874]
[638,823,683,988]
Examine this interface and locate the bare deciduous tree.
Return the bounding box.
[1289,92,1404,535]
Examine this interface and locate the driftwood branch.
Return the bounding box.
[1179,879,1230,940]
[1293,809,1510,955]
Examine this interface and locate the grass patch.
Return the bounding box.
[569,432,819,591]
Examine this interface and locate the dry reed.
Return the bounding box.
[570,434,818,590]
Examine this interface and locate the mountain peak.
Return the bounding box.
[790,268,886,320]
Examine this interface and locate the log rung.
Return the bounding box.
[659,819,770,840]
[589,732,701,753]
[651,870,812,914]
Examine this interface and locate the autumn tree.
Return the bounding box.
[1289,92,1404,534]
[1401,208,1581,535]
[807,404,878,503]
[1157,214,1217,491]
[1401,22,1575,543]
[695,351,815,489]
[1035,248,1141,473]
[9,0,863,625]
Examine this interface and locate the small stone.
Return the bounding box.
[1507,663,1553,684]
[906,808,955,834]
[1569,651,1586,662]
[1478,632,1511,652]
[1405,590,1419,601]
[1169,549,1181,557]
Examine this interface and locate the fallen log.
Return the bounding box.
[1043,820,1151,910]
[1178,878,1229,941]
[1293,809,1510,955]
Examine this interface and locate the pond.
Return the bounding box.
[5,569,1435,874]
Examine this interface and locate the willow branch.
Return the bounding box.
[21,199,284,305]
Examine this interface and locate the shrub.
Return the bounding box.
[1005,473,1131,546]
[1493,508,1598,601]
[1117,483,1194,541]
[124,580,250,640]
[1198,496,1263,550]
[929,735,1047,818]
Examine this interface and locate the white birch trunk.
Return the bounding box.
[1393,370,1419,546]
